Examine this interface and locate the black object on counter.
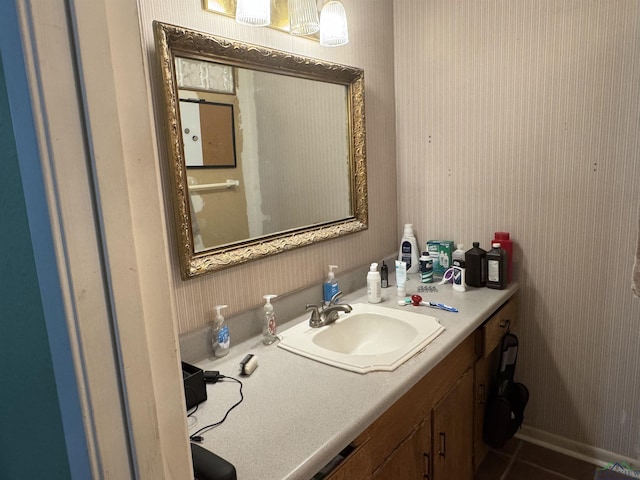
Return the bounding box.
[381,261,389,288]
[182,361,207,410]
[465,242,487,287]
[191,443,237,480]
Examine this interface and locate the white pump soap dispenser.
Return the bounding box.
[212,304,230,357]
[367,263,382,303]
[262,295,278,345]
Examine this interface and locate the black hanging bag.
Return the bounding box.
[483,332,529,449]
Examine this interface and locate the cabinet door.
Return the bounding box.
[432,369,474,480]
[323,440,371,480]
[474,347,500,470]
[372,418,431,480]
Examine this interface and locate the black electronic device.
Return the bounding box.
[191,443,237,480]
[182,361,207,410]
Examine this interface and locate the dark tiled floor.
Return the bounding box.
[474,438,636,480]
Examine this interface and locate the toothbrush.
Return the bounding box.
[397,297,458,313]
[422,301,458,313]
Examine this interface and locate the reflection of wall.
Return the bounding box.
[254,73,350,233]
[187,168,250,249]
[237,68,268,238]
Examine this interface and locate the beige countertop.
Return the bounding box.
[189,276,518,480]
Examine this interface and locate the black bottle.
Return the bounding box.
[465,242,487,287]
[486,243,508,289]
[380,261,389,288]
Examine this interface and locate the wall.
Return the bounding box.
[0,54,73,480]
[137,0,399,333]
[394,0,640,461]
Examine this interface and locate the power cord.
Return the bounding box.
[190,373,243,442]
[185,386,199,418]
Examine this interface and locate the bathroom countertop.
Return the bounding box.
[189,277,518,480]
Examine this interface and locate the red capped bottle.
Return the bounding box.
[492,232,513,282]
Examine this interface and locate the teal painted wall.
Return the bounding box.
[0,58,72,479]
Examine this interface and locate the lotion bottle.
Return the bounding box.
[262,295,278,345]
[212,305,230,357]
[398,224,420,273]
[395,260,407,297]
[367,263,382,303]
[452,244,466,292]
[323,265,339,305]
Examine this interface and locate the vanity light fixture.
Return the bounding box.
[204,0,348,46]
[235,0,271,26]
[319,0,348,47]
[288,0,320,36]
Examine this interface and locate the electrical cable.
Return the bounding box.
[185,385,199,418]
[189,375,243,442]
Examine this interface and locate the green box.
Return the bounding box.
[436,241,454,274]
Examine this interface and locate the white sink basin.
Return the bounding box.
[277,303,445,373]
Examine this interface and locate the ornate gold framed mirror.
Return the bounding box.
[153,21,367,279]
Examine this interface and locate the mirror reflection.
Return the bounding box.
[177,58,353,252]
[153,21,367,278]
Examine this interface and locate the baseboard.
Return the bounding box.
[517,424,640,471]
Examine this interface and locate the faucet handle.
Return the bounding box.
[306,304,322,327]
[329,291,343,306]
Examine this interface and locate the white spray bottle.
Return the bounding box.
[212,305,230,357]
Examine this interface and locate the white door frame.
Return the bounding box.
[8,1,192,477]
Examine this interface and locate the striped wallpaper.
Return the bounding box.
[394,0,640,460]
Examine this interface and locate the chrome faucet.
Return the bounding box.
[306,291,352,328]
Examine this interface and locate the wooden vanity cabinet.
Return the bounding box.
[321,438,372,480]
[473,294,519,470]
[432,369,474,479]
[325,334,476,480]
[324,294,518,480]
[371,418,430,479]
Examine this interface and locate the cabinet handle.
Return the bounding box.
[478,384,486,404]
[423,452,430,479]
[500,319,511,330]
[438,432,446,457]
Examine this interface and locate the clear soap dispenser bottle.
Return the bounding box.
[212,305,230,357]
[262,295,278,345]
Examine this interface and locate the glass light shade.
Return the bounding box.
[320,1,348,47]
[236,0,271,27]
[288,0,320,36]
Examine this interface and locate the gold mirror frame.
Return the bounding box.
[153,21,367,279]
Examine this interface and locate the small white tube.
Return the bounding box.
[395,260,407,297]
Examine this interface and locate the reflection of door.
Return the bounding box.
[179,101,203,166]
[199,102,236,167]
[180,100,236,168]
